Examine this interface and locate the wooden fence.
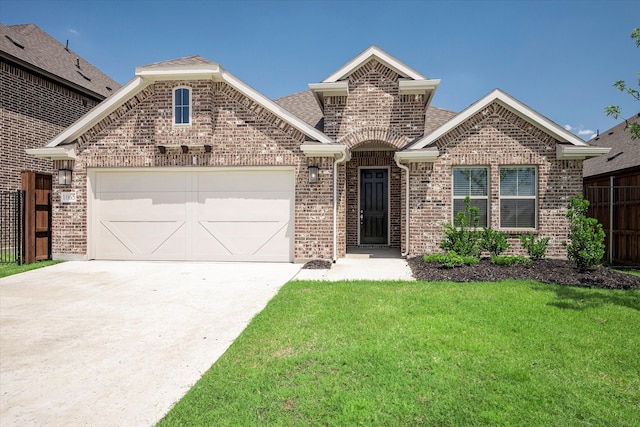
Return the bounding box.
[584,185,640,267]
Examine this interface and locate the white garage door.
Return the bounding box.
[90,169,294,262]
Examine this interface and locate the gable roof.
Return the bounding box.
[274,90,324,130]
[323,45,427,82]
[0,23,120,99]
[583,113,640,178]
[408,88,610,160]
[37,55,332,152]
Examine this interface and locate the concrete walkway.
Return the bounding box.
[294,248,415,281]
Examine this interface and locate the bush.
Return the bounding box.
[519,234,550,260]
[440,197,482,258]
[564,194,605,271]
[490,255,532,266]
[481,228,510,256]
[424,251,479,268]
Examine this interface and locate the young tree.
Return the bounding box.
[564,195,605,271]
[605,28,640,140]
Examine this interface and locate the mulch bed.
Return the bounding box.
[302,259,333,270]
[408,257,640,290]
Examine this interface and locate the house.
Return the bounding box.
[27,46,609,262]
[0,23,120,191]
[583,114,640,266]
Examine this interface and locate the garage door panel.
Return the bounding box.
[97,220,187,260]
[197,170,292,193]
[198,192,292,221]
[92,169,293,262]
[98,172,190,193]
[195,220,290,261]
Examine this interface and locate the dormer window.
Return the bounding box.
[173,87,191,125]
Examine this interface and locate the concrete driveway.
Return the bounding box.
[0,261,301,426]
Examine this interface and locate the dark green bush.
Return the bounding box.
[440,197,482,258]
[424,251,479,268]
[518,234,550,260]
[481,228,510,256]
[564,195,605,271]
[490,255,532,266]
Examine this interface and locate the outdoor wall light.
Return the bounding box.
[58,168,72,186]
[308,166,319,184]
[158,145,166,154]
[181,145,189,154]
[204,144,212,153]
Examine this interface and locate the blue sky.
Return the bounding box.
[2,0,638,141]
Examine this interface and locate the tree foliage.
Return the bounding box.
[605,28,640,140]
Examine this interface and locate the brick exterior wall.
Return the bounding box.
[0,61,100,191]
[48,56,584,262]
[406,103,583,258]
[54,80,336,260]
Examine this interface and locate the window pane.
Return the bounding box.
[183,106,189,122]
[453,169,470,196]
[500,167,535,196]
[453,199,487,227]
[181,89,189,105]
[175,107,181,123]
[500,199,535,228]
[453,168,487,196]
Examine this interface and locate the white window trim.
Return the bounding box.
[173,86,192,126]
[498,166,538,230]
[452,166,489,227]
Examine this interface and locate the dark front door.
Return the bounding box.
[360,169,388,244]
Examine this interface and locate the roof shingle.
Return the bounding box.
[583,113,640,178]
[0,23,120,99]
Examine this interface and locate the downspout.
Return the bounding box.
[395,157,410,257]
[333,148,349,262]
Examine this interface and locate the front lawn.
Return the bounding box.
[0,260,62,278]
[159,280,639,426]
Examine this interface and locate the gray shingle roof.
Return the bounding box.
[583,113,640,178]
[0,23,120,99]
[138,55,218,69]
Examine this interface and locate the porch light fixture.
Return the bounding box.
[308,166,319,184]
[58,168,72,186]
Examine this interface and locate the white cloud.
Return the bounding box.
[578,129,595,136]
[564,124,596,140]
[68,29,78,34]
[564,124,573,131]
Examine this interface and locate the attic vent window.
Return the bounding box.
[5,35,24,49]
[76,70,91,81]
[173,87,191,125]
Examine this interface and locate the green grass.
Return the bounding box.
[159,280,640,426]
[0,260,63,278]
[616,269,640,277]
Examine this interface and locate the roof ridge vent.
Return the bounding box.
[4,35,25,49]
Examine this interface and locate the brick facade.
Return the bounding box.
[406,103,581,257]
[0,61,100,191]
[42,52,588,261]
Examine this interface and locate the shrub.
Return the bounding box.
[481,228,510,256]
[490,255,532,266]
[519,234,550,260]
[440,197,482,258]
[564,194,605,271]
[424,251,479,268]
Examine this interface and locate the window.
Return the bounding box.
[174,87,191,125]
[453,167,488,227]
[500,166,537,228]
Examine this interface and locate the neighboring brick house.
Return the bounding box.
[0,23,120,191]
[28,46,609,262]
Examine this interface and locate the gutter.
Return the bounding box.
[333,148,350,262]
[394,156,410,257]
